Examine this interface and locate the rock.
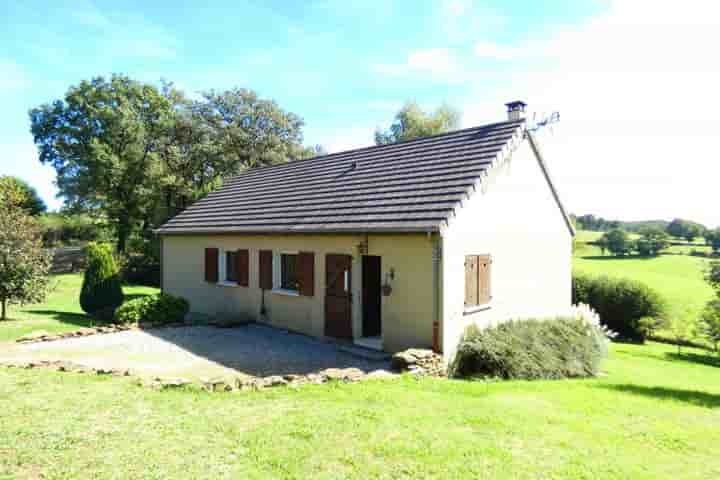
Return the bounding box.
[263,375,289,387]
[16,331,53,343]
[391,348,446,377]
[202,377,233,392]
[363,369,397,381]
[77,327,96,336]
[320,367,365,382]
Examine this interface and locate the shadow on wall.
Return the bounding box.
[597,384,720,408]
[141,324,389,377]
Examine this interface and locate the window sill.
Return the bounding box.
[463,304,492,315]
[271,288,300,297]
[217,281,239,288]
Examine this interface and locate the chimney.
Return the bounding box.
[505,101,527,121]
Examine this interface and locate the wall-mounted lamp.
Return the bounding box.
[382,268,395,296]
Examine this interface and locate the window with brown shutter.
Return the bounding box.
[205,248,219,283]
[464,254,492,309]
[259,250,273,290]
[297,252,315,296]
[236,249,249,287]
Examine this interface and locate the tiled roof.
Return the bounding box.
[156,119,525,235]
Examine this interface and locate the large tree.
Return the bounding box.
[666,218,706,242]
[29,75,176,252]
[0,179,52,320]
[0,176,46,215]
[195,88,313,170]
[375,101,460,145]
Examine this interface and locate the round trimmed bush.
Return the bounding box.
[80,242,123,320]
[115,293,189,325]
[572,273,667,341]
[450,317,609,380]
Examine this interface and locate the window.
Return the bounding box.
[464,254,492,309]
[225,251,238,283]
[280,253,298,291]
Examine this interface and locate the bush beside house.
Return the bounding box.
[450,314,609,380]
[114,294,189,325]
[572,273,666,341]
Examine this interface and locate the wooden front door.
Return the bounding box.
[362,255,382,337]
[325,254,353,339]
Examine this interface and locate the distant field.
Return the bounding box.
[573,231,714,338]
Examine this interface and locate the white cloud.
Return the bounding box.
[463,0,720,227]
[373,48,466,83]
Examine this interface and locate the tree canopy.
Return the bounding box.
[0,176,46,215]
[375,101,460,145]
[30,76,318,252]
[666,218,706,242]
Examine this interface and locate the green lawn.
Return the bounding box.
[0,274,158,342]
[573,231,715,338]
[1,342,719,478]
[1,272,720,478]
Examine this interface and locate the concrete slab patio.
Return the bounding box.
[0,324,390,381]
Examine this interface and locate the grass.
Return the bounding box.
[573,231,715,339]
[1,342,719,479]
[1,267,720,477]
[0,274,158,342]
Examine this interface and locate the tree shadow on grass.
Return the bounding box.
[21,310,95,328]
[665,352,720,368]
[599,384,720,408]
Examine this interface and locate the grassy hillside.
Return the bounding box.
[573,230,715,336]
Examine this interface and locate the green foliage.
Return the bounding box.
[666,218,706,242]
[79,242,123,318]
[450,317,609,380]
[705,228,720,253]
[698,299,720,352]
[601,228,632,256]
[0,176,46,215]
[114,293,189,325]
[572,273,667,341]
[375,101,460,145]
[634,227,670,257]
[0,182,52,320]
[30,75,176,252]
[705,261,720,294]
[38,213,107,247]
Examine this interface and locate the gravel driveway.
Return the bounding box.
[1,324,389,380]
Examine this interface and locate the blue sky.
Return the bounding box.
[2,0,719,227]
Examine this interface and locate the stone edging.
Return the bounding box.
[15,322,189,344]
[1,349,447,393]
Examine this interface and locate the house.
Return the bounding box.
[156,101,574,358]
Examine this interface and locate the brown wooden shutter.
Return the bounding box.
[298,251,315,296]
[259,250,273,290]
[478,255,492,305]
[464,255,478,307]
[236,249,249,287]
[205,248,219,283]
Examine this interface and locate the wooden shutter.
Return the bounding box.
[236,249,249,287]
[298,251,315,296]
[204,248,219,283]
[464,255,478,307]
[478,255,492,305]
[259,250,273,290]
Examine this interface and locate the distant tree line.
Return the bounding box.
[573,214,671,234]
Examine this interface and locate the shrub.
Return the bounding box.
[80,242,124,319]
[572,273,666,342]
[450,315,609,380]
[120,253,161,287]
[115,294,189,325]
[698,299,720,353]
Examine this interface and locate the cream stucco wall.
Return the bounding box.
[440,138,573,359]
[162,233,435,352]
